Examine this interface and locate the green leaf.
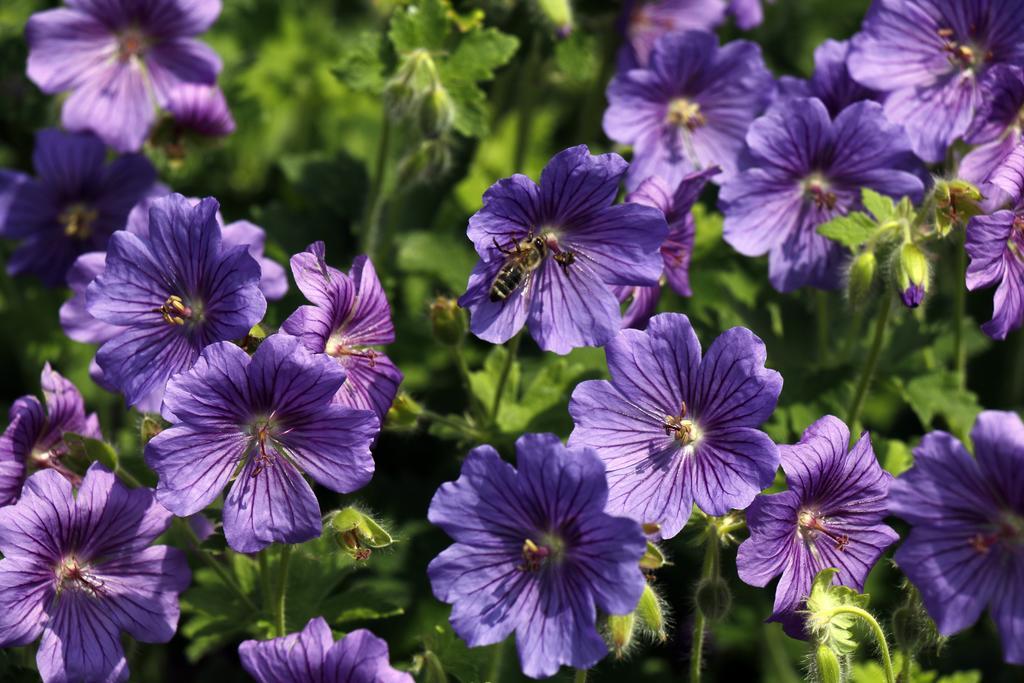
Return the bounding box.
[180,561,260,662]
[852,653,981,683]
[63,433,119,470]
[861,188,895,222]
[443,77,490,138]
[898,372,981,441]
[445,28,519,82]
[389,0,450,54]
[879,438,913,477]
[553,32,600,87]
[468,346,520,414]
[395,230,477,292]
[333,31,387,94]
[817,211,878,249]
[422,622,498,683]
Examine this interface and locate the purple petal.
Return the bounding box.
[970,410,1024,511]
[147,38,221,105]
[538,146,627,225]
[466,174,540,257]
[147,424,248,517]
[239,616,334,683]
[736,491,799,587]
[289,244,351,310]
[160,341,252,424]
[325,628,414,683]
[75,463,174,558]
[249,334,346,419]
[564,202,666,287]
[333,353,403,424]
[459,258,530,347]
[525,259,621,355]
[0,469,73,563]
[37,591,128,683]
[278,404,378,494]
[689,426,778,515]
[25,8,115,94]
[62,62,155,153]
[345,255,395,345]
[0,557,50,647]
[693,326,781,429]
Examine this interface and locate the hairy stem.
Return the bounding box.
[177,519,257,613]
[822,606,895,683]
[363,113,393,264]
[275,544,293,637]
[846,294,892,430]
[953,245,967,389]
[898,650,913,683]
[690,525,721,683]
[573,669,588,683]
[490,333,521,425]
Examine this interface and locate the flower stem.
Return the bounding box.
[114,466,142,488]
[816,290,829,363]
[573,669,588,683]
[487,637,508,683]
[690,525,721,683]
[898,650,913,683]
[363,113,393,264]
[177,519,258,613]
[822,606,895,683]
[846,294,892,431]
[490,333,521,425]
[513,39,542,173]
[453,342,485,420]
[952,244,967,389]
[275,544,293,637]
[419,408,488,442]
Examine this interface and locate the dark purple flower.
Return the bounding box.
[619,0,726,68]
[165,83,235,138]
[567,313,782,541]
[965,200,1024,339]
[144,334,379,552]
[987,142,1024,202]
[776,39,881,117]
[721,98,925,292]
[281,243,402,423]
[0,129,156,286]
[961,65,1024,207]
[85,193,267,408]
[428,433,647,679]
[604,30,774,190]
[458,145,667,354]
[239,617,412,683]
[736,415,898,637]
[888,411,1024,665]
[0,364,101,506]
[26,0,223,152]
[848,0,1024,163]
[0,464,190,683]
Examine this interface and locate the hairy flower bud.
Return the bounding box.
[385,50,438,120]
[639,541,666,570]
[607,612,636,658]
[387,392,423,429]
[420,84,455,139]
[636,583,667,642]
[330,507,394,561]
[140,414,163,444]
[695,576,731,622]
[536,0,574,37]
[847,251,877,308]
[934,179,983,236]
[429,297,467,346]
[894,242,929,308]
[814,644,843,683]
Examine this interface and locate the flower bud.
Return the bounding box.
[536,0,574,37]
[695,576,731,622]
[386,392,423,429]
[421,650,447,683]
[607,612,636,658]
[429,297,467,346]
[419,84,455,138]
[934,179,983,236]
[330,507,394,561]
[639,541,666,570]
[894,242,928,308]
[397,138,454,186]
[814,644,843,683]
[140,414,163,444]
[847,251,876,308]
[636,583,667,641]
[385,50,437,120]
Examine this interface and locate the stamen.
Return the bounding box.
[798,511,850,551]
[59,203,98,240]
[803,176,837,210]
[251,420,275,477]
[518,538,551,572]
[663,403,699,445]
[56,556,104,596]
[153,295,193,326]
[118,29,147,61]
[665,98,706,131]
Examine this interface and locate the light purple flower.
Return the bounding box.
[987,142,1024,202]
[721,97,925,292]
[961,65,1024,208]
[0,128,156,286]
[0,364,101,507]
[736,415,898,637]
[144,333,379,553]
[428,433,647,679]
[965,200,1024,339]
[888,411,1024,665]
[26,0,223,152]
[85,193,267,408]
[239,617,412,683]
[568,313,782,541]
[848,0,1024,163]
[165,83,235,138]
[458,145,667,355]
[281,243,402,423]
[604,30,774,190]
[728,0,771,29]
[0,464,190,683]
[619,0,726,68]
[776,39,881,117]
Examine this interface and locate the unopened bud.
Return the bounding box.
[636,584,667,641]
[537,0,574,37]
[429,297,466,346]
[895,242,928,308]
[421,650,447,683]
[330,507,394,561]
[695,576,731,622]
[398,138,454,185]
[847,251,876,308]
[607,612,636,658]
[385,50,437,120]
[814,644,842,683]
[420,84,455,138]
[639,541,666,570]
[386,392,423,429]
[934,179,983,236]
[140,415,163,444]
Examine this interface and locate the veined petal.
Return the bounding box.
[147,424,248,517]
[37,590,128,683]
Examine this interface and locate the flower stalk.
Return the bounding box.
[818,606,895,683]
[846,293,892,430]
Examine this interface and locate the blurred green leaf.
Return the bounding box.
[334,31,387,94]
[897,372,981,441]
[817,212,878,249]
[396,230,476,292]
[389,0,450,54]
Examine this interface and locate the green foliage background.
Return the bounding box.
[0,0,1019,680]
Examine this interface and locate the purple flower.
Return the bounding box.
[0,364,101,507]
[165,83,235,138]
[85,193,267,408]
[26,0,223,152]
[239,617,412,683]
[721,98,925,292]
[144,333,379,553]
[281,243,402,423]
[0,129,156,286]
[965,200,1024,339]
[888,411,1024,665]
[728,0,771,30]
[987,142,1024,202]
[567,313,782,541]
[428,433,647,679]
[961,65,1024,207]
[458,145,667,355]
[736,415,898,637]
[776,39,881,117]
[0,464,190,683]
[619,0,726,68]
[848,0,1024,163]
[613,284,661,330]
[603,31,774,190]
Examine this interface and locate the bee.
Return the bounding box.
[489,236,547,302]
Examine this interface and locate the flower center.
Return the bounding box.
[55,556,103,596]
[59,203,98,240]
[665,97,705,131]
[248,416,279,477]
[937,27,988,70]
[154,294,194,326]
[117,28,148,62]
[325,331,380,366]
[802,174,837,210]
[663,401,700,446]
[518,534,566,572]
[798,509,850,552]
[1009,216,1024,263]
[970,511,1024,554]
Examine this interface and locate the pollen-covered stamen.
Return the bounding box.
[665,97,706,131]
[663,401,699,445]
[937,27,986,69]
[154,295,192,326]
[55,556,104,596]
[59,203,98,240]
[117,28,147,61]
[519,538,551,572]
[798,510,850,551]
[1009,216,1024,262]
[803,174,837,210]
[970,512,1024,553]
[250,418,276,477]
